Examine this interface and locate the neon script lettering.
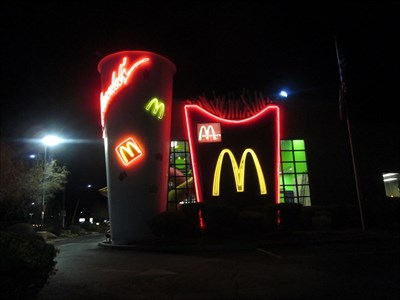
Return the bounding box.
[144,98,165,119]
[115,137,143,166]
[101,57,150,127]
[212,148,267,196]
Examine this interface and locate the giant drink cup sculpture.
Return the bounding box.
[98,51,176,244]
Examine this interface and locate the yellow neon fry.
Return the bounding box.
[145,97,165,119]
[212,148,267,196]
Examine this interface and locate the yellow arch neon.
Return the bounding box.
[212,148,267,196]
[145,97,165,119]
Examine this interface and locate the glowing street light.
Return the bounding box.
[279,90,288,98]
[41,135,64,227]
[42,135,63,146]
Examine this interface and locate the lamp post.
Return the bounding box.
[41,135,63,227]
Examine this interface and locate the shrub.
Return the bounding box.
[312,214,332,231]
[80,221,97,232]
[201,204,238,236]
[178,203,204,236]
[0,231,59,298]
[8,222,35,236]
[298,206,318,230]
[237,211,267,234]
[244,205,279,232]
[277,203,303,232]
[148,211,193,239]
[70,225,82,234]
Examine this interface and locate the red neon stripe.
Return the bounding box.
[100,57,150,130]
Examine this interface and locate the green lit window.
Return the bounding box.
[280,139,311,206]
[168,141,196,211]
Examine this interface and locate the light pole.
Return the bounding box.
[41,135,63,227]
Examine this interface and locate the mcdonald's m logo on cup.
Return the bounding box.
[115,137,143,166]
[212,148,267,196]
[197,123,222,143]
[145,97,165,120]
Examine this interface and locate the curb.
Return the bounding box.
[97,231,399,252]
[98,240,257,252]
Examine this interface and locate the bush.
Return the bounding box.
[364,197,400,231]
[312,215,332,231]
[178,203,204,236]
[237,211,267,234]
[80,221,98,232]
[277,203,303,232]
[202,204,238,236]
[298,206,318,230]
[148,211,193,239]
[70,225,82,234]
[0,231,59,298]
[8,223,35,236]
[245,205,279,232]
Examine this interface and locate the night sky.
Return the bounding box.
[2,1,399,193]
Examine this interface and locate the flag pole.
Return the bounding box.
[345,112,365,231]
[334,36,366,231]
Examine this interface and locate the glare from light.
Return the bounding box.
[29,154,36,158]
[382,173,398,178]
[42,135,64,146]
[384,178,398,182]
[279,91,288,98]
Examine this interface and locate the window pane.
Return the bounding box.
[281,151,294,162]
[283,173,295,185]
[294,151,306,161]
[174,155,186,165]
[297,185,310,197]
[299,197,311,206]
[296,174,309,185]
[295,162,308,173]
[293,140,305,150]
[175,141,187,151]
[281,140,293,150]
[282,162,294,173]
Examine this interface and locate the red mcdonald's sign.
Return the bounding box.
[185,104,280,204]
[197,123,222,143]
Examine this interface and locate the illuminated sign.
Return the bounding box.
[212,148,267,196]
[100,57,150,128]
[197,123,222,142]
[115,137,143,166]
[144,98,165,119]
[184,104,280,204]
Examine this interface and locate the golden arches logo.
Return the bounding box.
[145,98,165,119]
[212,148,267,196]
[198,123,221,142]
[115,137,143,165]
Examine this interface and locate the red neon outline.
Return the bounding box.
[115,137,144,166]
[100,56,150,129]
[184,104,280,204]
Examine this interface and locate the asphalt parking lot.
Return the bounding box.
[37,231,400,299]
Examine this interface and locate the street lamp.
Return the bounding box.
[41,135,63,227]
